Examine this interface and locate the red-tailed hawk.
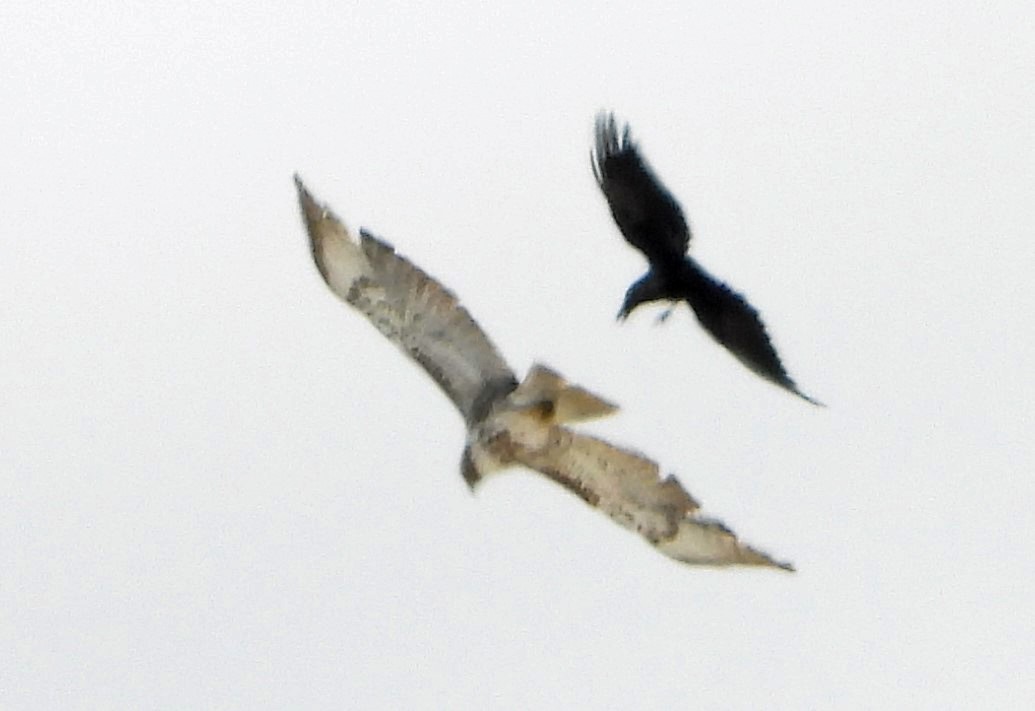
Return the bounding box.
[592,112,821,406]
[296,176,793,571]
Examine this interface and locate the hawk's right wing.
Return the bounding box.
[514,425,793,570]
[296,177,517,424]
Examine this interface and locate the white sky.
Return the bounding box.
[3,2,1033,708]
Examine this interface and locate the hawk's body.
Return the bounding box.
[296,176,792,571]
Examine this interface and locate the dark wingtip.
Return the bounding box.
[592,110,637,181]
[774,372,828,405]
[761,374,825,408]
[593,111,632,159]
[778,375,825,408]
[795,390,826,408]
[593,109,613,137]
[294,174,337,240]
[294,173,321,218]
[592,112,614,185]
[293,173,310,200]
[294,173,317,221]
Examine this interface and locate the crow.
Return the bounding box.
[591,112,820,405]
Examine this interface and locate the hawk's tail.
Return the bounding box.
[513,363,618,425]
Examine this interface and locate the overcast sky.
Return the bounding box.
[3,2,1033,709]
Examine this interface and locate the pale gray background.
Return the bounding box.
[3,2,1033,709]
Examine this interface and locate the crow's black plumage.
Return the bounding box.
[592,113,820,405]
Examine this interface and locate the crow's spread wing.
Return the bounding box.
[683,261,822,406]
[296,177,517,424]
[592,112,691,265]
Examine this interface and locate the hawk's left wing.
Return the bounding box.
[296,177,518,424]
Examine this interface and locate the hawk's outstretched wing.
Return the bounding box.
[296,176,517,424]
[511,424,792,570]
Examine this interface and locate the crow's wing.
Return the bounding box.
[296,177,517,424]
[592,112,691,265]
[682,260,822,406]
[510,423,793,570]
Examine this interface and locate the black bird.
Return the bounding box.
[591,112,820,405]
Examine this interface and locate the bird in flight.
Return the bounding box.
[295,176,792,571]
[592,112,820,405]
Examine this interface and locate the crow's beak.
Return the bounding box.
[616,305,630,321]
